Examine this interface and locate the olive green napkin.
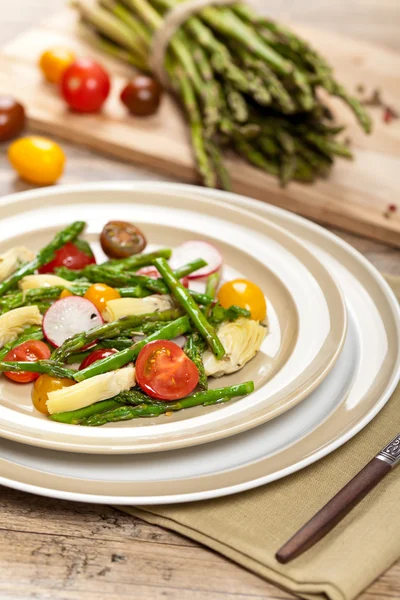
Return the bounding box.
[116,276,400,600]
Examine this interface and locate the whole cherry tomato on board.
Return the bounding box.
[0,96,25,142]
[4,341,51,384]
[79,348,118,370]
[61,58,111,113]
[135,340,199,401]
[100,221,147,258]
[32,374,75,414]
[217,279,267,321]
[39,241,96,274]
[120,76,162,117]
[8,136,65,185]
[39,47,75,84]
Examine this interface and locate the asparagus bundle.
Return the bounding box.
[72,0,371,188]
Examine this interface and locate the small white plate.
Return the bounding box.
[0,185,346,453]
[0,182,398,504]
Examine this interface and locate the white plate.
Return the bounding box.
[0,182,399,504]
[0,186,346,453]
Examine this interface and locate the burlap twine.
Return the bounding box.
[149,0,237,88]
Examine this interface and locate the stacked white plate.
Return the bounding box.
[0,182,399,504]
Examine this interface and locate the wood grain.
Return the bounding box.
[2,9,400,246]
[0,1,399,599]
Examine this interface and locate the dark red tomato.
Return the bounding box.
[79,348,118,370]
[120,76,162,117]
[60,58,110,113]
[0,96,25,142]
[136,266,189,288]
[4,341,51,383]
[39,242,96,274]
[135,340,199,401]
[100,221,147,259]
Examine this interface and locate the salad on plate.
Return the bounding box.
[0,220,268,426]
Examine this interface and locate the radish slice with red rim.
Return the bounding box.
[170,241,222,279]
[43,297,103,347]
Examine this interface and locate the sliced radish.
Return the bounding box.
[43,297,103,347]
[170,241,222,279]
[136,266,189,288]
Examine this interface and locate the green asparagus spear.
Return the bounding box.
[0,285,85,313]
[0,326,44,360]
[75,316,191,381]
[184,332,208,389]
[0,360,76,379]
[103,248,172,270]
[0,222,86,297]
[49,389,160,424]
[50,399,122,424]
[153,258,225,359]
[205,272,220,299]
[209,303,251,325]
[79,381,255,426]
[52,308,183,361]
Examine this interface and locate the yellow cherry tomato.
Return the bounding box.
[8,136,65,185]
[59,288,73,299]
[39,47,75,84]
[217,278,267,321]
[32,374,75,415]
[84,283,121,313]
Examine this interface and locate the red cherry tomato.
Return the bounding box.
[39,242,96,274]
[135,340,199,401]
[79,348,118,370]
[136,266,189,288]
[60,58,110,113]
[4,341,51,383]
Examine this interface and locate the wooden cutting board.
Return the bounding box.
[1,10,400,247]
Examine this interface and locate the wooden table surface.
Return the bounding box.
[1,2,400,599]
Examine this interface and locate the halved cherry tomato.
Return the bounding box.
[100,221,147,258]
[32,374,75,414]
[61,58,110,113]
[135,340,199,401]
[79,348,118,370]
[136,266,189,288]
[84,283,121,313]
[39,241,96,274]
[217,279,267,321]
[4,341,51,383]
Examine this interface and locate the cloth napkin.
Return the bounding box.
[116,276,400,600]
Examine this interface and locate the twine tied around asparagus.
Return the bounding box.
[149,0,237,88]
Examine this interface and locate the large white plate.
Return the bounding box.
[0,185,346,453]
[0,182,399,505]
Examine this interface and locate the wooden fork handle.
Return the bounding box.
[275,457,391,564]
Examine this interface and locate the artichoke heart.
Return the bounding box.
[19,274,72,291]
[103,295,174,322]
[47,365,136,414]
[0,305,42,348]
[204,318,266,378]
[0,247,34,282]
